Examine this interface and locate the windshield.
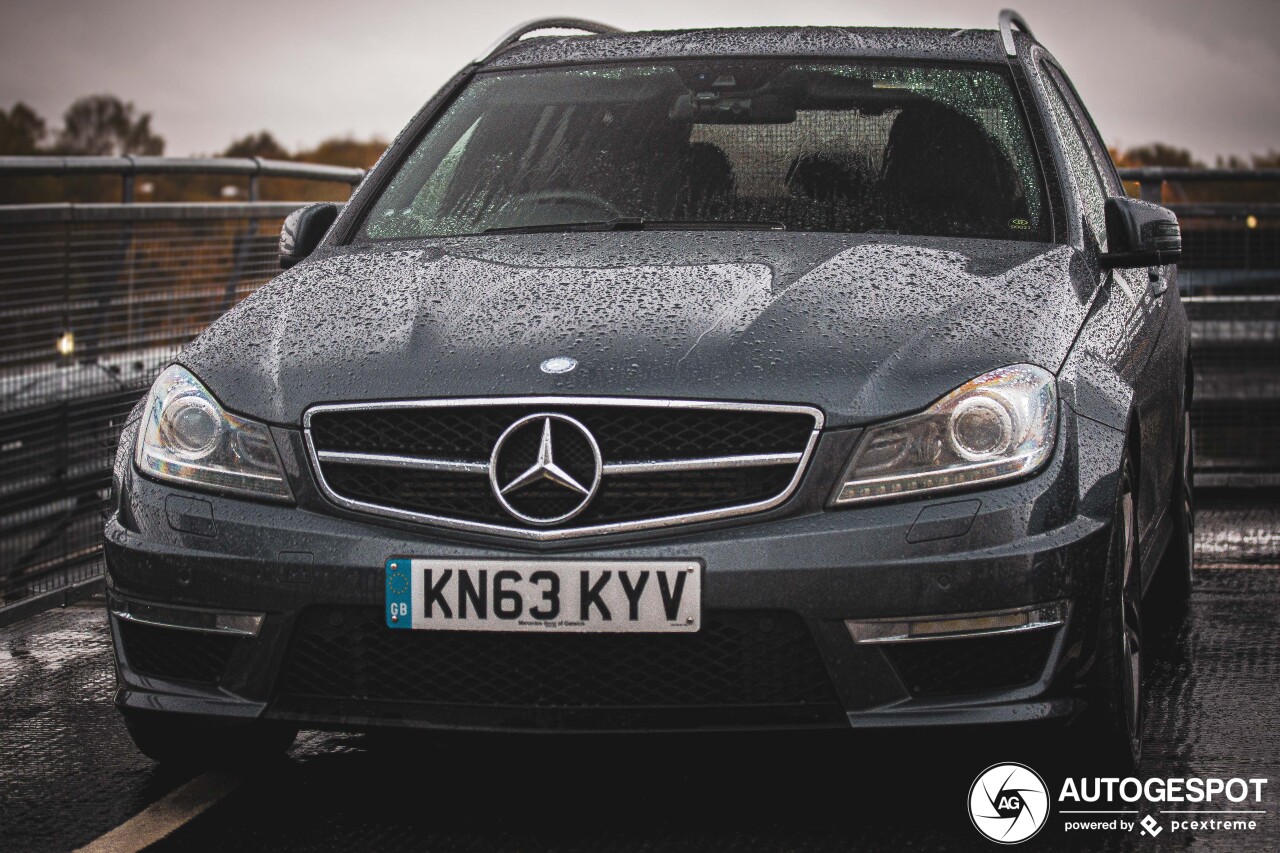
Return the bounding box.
[360,60,1049,242]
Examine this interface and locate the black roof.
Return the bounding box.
[483,26,1032,69]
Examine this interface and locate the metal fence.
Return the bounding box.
[1124,169,1280,489]
[0,159,1276,622]
[0,157,362,622]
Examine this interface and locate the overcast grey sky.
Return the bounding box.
[2,0,1277,160]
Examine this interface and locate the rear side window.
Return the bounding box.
[361,60,1049,243]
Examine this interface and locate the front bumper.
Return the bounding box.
[104,405,1126,733]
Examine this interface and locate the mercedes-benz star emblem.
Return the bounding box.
[540,356,577,374]
[489,413,602,525]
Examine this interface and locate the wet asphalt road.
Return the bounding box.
[2,495,1278,852]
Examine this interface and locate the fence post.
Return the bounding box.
[1139,177,1162,204]
[222,162,263,312]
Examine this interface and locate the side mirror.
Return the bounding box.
[1099,196,1181,269]
[279,203,339,270]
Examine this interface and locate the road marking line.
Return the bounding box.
[75,772,240,853]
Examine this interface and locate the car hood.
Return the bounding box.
[179,232,1092,429]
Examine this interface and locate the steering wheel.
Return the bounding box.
[519,189,622,219]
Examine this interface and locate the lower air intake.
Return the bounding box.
[276,606,840,713]
[882,629,1058,698]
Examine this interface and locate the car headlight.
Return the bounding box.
[135,365,293,501]
[832,364,1057,505]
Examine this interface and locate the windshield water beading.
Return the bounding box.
[362,60,1048,241]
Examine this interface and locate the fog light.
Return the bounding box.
[111,596,264,637]
[845,601,1067,644]
[214,613,265,635]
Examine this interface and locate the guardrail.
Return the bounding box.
[0,155,365,201]
[0,159,1275,623]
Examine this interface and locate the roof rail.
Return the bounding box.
[477,18,623,64]
[997,9,1034,57]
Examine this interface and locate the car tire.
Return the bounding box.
[121,709,298,767]
[1074,454,1144,772]
[1148,410,1194,615]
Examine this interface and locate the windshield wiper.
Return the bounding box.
[637,220,786,231]
[483,218,785,235]
[484,218,644,234]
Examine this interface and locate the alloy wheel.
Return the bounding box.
[1119,473,1143,751]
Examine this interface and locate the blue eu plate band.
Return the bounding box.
[386,558,412,629]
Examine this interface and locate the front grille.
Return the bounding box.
[117,621,239,685]
[881,629,1058,698]
[306,399,820,538]
[310,404,815,461]
[276,606,840,714]
[324,462,798,527]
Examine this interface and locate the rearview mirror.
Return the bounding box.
[669,93,796,124]
[279,203,340,270]
[1099,197,1181,269]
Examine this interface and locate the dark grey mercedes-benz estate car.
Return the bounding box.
[105,11,1191,769]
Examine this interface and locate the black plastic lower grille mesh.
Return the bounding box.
[118,621,239,685]
[325,465,497,522]
[882,629,1057,698]
[277,606,839,711]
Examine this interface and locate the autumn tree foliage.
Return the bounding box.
[223,131,290,161]
[1109,143,1280,203]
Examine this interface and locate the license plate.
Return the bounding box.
[385,559,701,633]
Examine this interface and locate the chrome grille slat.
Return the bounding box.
[315,449,803,476]
[304,397,823,541]
[601,452,803,475]
[314,450,489,475]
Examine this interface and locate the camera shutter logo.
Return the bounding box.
[968,763,1050,844]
